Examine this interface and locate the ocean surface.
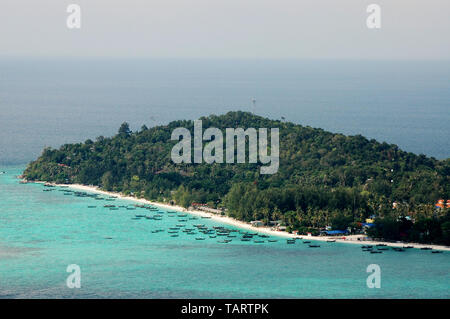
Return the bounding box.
[0,59,449,298]
[0,58,449,165]
[0,167,449,298]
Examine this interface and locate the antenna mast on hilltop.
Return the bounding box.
[251,97,256,114]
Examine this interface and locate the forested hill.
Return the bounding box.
[24,111,450,243]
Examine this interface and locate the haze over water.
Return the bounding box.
[1,58,449,165]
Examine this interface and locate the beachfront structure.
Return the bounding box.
[435,199,450,209]
[268,220,282,227]
[191,202,223,214]
[198,206,223,214]
[362,223,375,234]
[250,220,265,227]
[321,230,349,236]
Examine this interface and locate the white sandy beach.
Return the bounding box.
[34,181,450,251]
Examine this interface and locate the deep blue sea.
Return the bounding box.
[0,59,449,298]
[0,58,449,165]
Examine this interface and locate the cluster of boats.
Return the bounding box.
[37,184,447,253]
[123,206,284,243]
[42,186,119,202]
[361,244,443,254]
[135,218,282,243]
[286,238,321,247]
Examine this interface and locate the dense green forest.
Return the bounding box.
[24,111,450,244]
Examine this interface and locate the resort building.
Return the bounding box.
[250,220,265,227]
[435,199,450,209]
[191,202,223,214]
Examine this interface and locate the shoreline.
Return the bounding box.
[33,181,450,251]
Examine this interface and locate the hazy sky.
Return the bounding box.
[1,0,449,59]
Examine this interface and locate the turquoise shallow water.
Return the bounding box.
[0,166,449,298]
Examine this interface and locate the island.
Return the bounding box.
[23,111,450,246]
